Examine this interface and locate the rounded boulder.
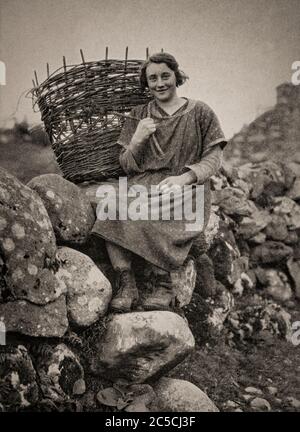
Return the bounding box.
[151,378,219,412]
[0,167,61,305]
[55,247,112,327]
[27,174,95,245]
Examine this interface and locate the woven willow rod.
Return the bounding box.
[30,48,154,183]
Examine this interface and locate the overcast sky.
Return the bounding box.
[0,0,299,137]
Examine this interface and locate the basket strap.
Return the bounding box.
[147,102,165,159]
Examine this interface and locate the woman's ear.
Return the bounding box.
[177,70,189,86]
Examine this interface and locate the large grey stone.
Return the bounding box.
[263,269,293,302]
[0,168,60,305]
[204,210,220,248]
[210,173,229,191]
[206,283,234,332]
[28,174,95,245]
[0,295,68,337]
[183,282,234,345]
[170,258,196,307]
[90,311,195,383]
[0,345,39,408]
[212,187,255,217]
[216,221,239,248]
[264,215,288,241]
[208,234,241,287]
[287,162,300,178]
[220,161,239,183]
[228,256,249,286]
[250,397,271,411]
[232,178,251,197]
[284,230,298,245]
[287,178,300,201]
[35,343,85,402]
[286,397,300,409]
[194,253,217,298]
[287,258,300,299]
[151,378,219,412]
[248,232,267,244]
[238,210,272,239]
[245,387,263,396]
[273,197,300,229]
[233,272,255,296]
[55,247,112,327]
[238,161,290,202]
[251,241,293,264]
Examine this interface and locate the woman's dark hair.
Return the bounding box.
[140,52,188,91]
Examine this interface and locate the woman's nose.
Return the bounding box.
[157,77,164,87]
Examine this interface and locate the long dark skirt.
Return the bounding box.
[90,170,211,272]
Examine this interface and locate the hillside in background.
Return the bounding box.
[226,83,300,173]
[0,123,61,184]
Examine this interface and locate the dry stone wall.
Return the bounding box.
[0,161,299,412]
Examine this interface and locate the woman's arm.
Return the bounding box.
[183,144,223,184]
[157,144,223,193]
[119,118,156,175]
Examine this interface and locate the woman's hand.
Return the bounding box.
[157,171,197,194]
[132,118,156,145]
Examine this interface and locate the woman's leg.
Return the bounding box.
[106,241,132,271]
[106,241,138,312]
[141,263,174,310]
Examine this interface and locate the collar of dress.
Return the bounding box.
[148,98,197,120]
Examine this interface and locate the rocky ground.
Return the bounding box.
[0,125,300,412]
[173,301,300,412]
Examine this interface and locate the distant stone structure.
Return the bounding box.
[277,82,300,107]
[227,83,300,165]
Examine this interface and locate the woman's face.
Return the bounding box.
[146,62,177,102]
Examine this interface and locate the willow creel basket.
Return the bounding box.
[31,52,152,183]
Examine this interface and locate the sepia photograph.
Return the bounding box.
[0,0,300,416]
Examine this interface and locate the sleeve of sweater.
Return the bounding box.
[119,145,144,175]
[181,102,227,183]
[183,144,223,184]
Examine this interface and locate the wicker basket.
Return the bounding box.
[31,51,152,183]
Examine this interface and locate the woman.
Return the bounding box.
[92,52,227,312]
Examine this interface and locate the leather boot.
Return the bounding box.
[142,271,174,310]
[110,269,139,313]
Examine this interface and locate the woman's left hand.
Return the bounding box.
[157,173,195,194]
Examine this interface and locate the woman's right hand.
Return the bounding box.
[132,118,156,145]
